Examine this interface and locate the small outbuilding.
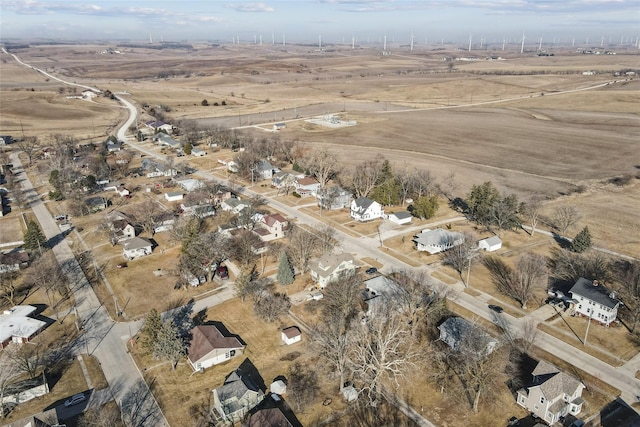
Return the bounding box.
[164,191,184,202]
[192,147,207,157]
[388,211,412,225]
[478,236,502,252]
[270,380,287,395]
[281,326,302,345]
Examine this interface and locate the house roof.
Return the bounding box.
[530,360,583,400]
[413,228,463,247]
[111,219,133,232]
[217,370,261,404]
[480,236,502,246]
[390,211,412,220]
[296,177,319,186]
[256,160,274,172]
[122,237,152,251]
[263,214,287,227]
[308,253,355,279]
[352,197,376,210]
[0,305,47,344]
[165,191,183,198]
[282,326,301,339]
[570,277,619,309]
[363,276,402,299]
[246,406,298,427]
[0,251,29,266]
[106,210,134,223]
[188,324,244,363]
[438,317,495,352]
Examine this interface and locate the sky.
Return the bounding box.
[1,0,639,46]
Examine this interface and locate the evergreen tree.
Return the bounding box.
[277,252,295,286]
[153,320,186,369]
[139,309,162,353]
[23,220,46,252]
[570,226,592,253]
[411,195,440,219]
[183,142,193,155]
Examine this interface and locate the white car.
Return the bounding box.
[64,393,86,407]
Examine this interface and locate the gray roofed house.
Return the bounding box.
[155,132,181,149]
[413,228,464,254]
[569,278,620,326]
[122,237,153,260]
[478,235,502,252]
[317,185,352,210]
[255,160,277,180]
[437,317,497,355]
[362,275,402,316]
[350,197,384,222]
[516,360,585,425]
[213,369,265,423]
[388,210,412,225]
[308,253,356,288]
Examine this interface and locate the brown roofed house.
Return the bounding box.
[281,326,301,345]
[188,323,245,371]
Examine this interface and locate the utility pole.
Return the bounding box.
[584,310,593,345]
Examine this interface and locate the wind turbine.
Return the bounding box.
[282,33,285,46]
[149,33,153,44]
[600,35,604,48]
[502,36,506,51]
[520,33,526,54]
[538,36,542,52]
[319,34,322,50]
[383,34,387,51]
[410,33,414,51]
[468,34,472,52]
[272,32,275,45]
[352,35,355,49]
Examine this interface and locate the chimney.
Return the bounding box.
[593,280,599,286]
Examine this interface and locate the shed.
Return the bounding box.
[192,147,207,157]
[281,326,301,345]
[478,236,502,252]
[388,211,412,225]
[165,191,184,202]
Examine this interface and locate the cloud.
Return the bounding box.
[226,2,275,13]
[194,16,224,23]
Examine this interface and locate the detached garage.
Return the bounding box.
[388,211,412,225]
[478,236,502,252]
[281,326,302,345]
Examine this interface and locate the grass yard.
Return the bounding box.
[130,297,349,427]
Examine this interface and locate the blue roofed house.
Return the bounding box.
[350,197,383,222]
[516,360,585,425]
[569,278,620,326]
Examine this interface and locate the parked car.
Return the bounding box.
[64,393,86,407]
[488,304,504,313]
[216,265,229,280]
[365,267,378,275]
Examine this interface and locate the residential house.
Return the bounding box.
[516,360,585,425]
[106,141,121,152]
[255,160,277,181]
[0,306,48,349]
[188,323,245,371]
[308,253,356,288]
[110,220,136,242]
[0,136,13,145]
[0,252,29,274]
[273,122,287,131]
[141,158,177,177]
[153,212,176,234]
[84,196,107,213]
[388,211,412,225]
[106,210,135,223]
[478,236,502,252]
[413,228,464,254]
[155,133,181,150]
[122,237,153,260]
[281,326,301,345]
[253,213,288,242]
[244,399,303,427]
[271,171,303,191]
[176,178,204,193]
[212,188,233,206]
[437,317,497,355]
[115,185,130,197]
[350,197,384,222]
[361,275,402,316]
[295,177,320,197]
[145,120,173,133]
[164,191,184,202]
[221,197,250,214]
[569,278,620,326]
[317,185,352,210]
[191,147,206,157]
[213,369,265,422]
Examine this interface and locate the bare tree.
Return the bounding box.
[549,248,612,284]
[286,224,320,273]
[0,272,24,307]
[314,223,338,255]
[16,136,39,165]
[0,347,20,419]
[79,402,123,427]
[438,171,458,201]
[440,232,479,284]
[304,147,338,189]
[253,292,290,322]
[287,362,320,412]
[131,198,165,236]
[312,320,353,393]
[25,253,69,311]
[344,157,384,199]
[9,342,44,379]
[615,260,640,333]
[230,229,262,266]
[520,196,545,236]
[552,205,581,235]
[395,166,413,207]
[349,309,417,405]
[120,378,162,427]
[518,319,539,353]
[483,253,547,309]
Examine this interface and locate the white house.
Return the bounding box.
[281,326,302,345]
[115,185,130,197]
[145,120,173,133]
[221,197,250,214]
[308,253,356,288]
[317,185,351,210]
[478,236,502,252]
[177,178,204,193]
[569,278,620,326]
[388,211,412,225]
[255,160,277,180]
[362,276,402,316]
[413,228,464,254]
[153,213,176,233]
[164,191,184,202]
[191,147,207,157]
[252,213,288,242]
[273,122,286,131]
[295,177,321,197]
[122,237,153,260]
[516,360,585,425]
[350,197,384,222]
[187,324,245,371]
[110,220,136,242]
[0,252,29,274]
[0,306,48,349]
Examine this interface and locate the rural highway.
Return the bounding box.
[7,49,639,423]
